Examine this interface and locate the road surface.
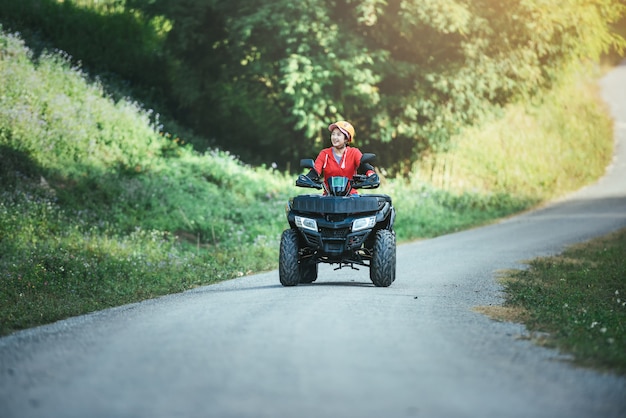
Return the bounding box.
[1,63,625,418]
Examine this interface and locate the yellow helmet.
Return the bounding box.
[328,120,355,143]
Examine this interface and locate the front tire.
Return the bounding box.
[279,229,301,286]
[370,229,396,287]
[300,262,318,283]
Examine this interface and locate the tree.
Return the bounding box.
[129,0,625,171]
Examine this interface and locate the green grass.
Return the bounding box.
[0,27,618,338]
[489,229,626,376]
[0,29,296,335]
[411,73,613,202]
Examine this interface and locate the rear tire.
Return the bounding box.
[279,229,301,286]
[370,229,396,287]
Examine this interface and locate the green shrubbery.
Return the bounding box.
[0,24,617,336]
[1,0,623,170]
[0,29,294,335]
[411,74,614,200]
[0,0,167,88]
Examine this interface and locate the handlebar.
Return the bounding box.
[352,173,380,189]
[296,174,323,189]
[295,174,379,190]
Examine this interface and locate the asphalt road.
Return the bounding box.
[1,63,626,418]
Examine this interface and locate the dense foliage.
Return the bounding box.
[0,13,616,335]
[0,28,294,334]
[0,0,623,171]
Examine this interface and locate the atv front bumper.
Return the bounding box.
[300,227,371,256]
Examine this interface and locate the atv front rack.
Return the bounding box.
[290,194,390,214]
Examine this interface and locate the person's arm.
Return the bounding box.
[306,169,320,181]
[358,162,376,176]
[307,151,326,181]
[356,151,376,177]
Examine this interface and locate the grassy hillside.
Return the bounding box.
[412,74,614,200]
[0,29,296,333]
[0,27,615,336]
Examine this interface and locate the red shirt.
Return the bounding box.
[314,147,370,195]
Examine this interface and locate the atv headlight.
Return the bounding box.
[295,216,318,232]
[352,216,376,232]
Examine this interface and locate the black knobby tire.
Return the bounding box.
[279,229,301,286]
[370,229,396,287]
[299,262,318,283]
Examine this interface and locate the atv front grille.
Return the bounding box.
[320,228,350,238]
[302,230,322,248]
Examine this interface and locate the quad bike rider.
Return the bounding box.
[279,121,396,287]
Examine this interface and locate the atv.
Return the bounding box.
[279,153,396,287]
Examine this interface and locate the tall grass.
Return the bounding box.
[411,73,613,201]
[387,70,614,241]
[0,27,616,336]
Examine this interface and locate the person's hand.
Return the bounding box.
[306,169,321,182]
[367,173,379,183]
